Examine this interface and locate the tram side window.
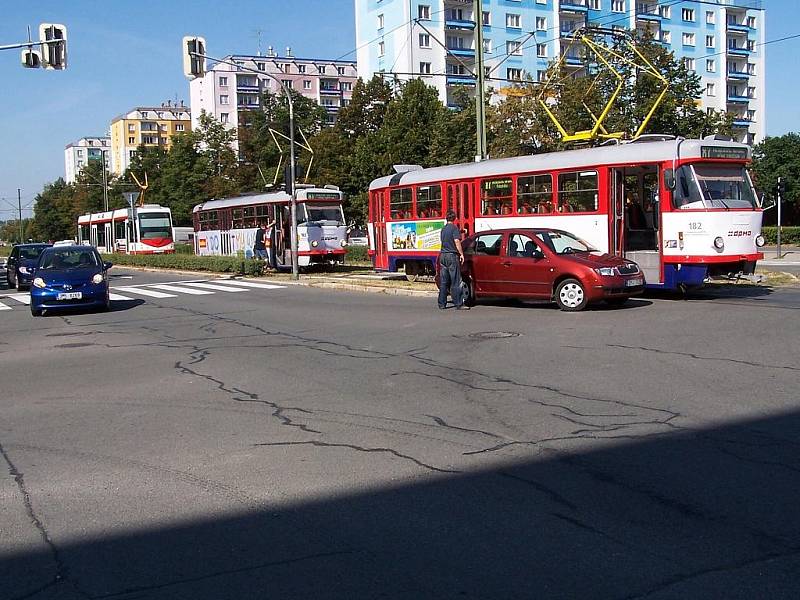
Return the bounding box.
[97,225,106,248]
[481,178,513,215]
[672,166,703,208]
[199,210,219,231]
[517,174,553,214]
[416,184,442,218]
[558,171,598,213]
[390,188,413,220]
[115,220,126,240]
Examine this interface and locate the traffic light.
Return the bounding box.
[183,36,206,79]
[39,23,67,70]
[20,48,41,68]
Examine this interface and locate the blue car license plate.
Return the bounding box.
[57,292,82,300]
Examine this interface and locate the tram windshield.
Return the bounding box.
[673,165,758,210]
[301,203,345,226]
[139,213,173,239]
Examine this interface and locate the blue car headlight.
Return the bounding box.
[92,273,104,284]
[33,277,46,288]
[19,266,31,274]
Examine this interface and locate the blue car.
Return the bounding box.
[5,243,51,290]
[30,245,113,316]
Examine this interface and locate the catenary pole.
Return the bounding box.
[473,0,487,161]
[18,188,23,243]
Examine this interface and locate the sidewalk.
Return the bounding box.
[759,245,800,267]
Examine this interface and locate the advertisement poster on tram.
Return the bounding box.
[390,220,445,251]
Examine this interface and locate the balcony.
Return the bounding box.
[726,22,751,34]
[636,6,662,22]
[726,94,751,104]
[563,54,584,67]
[727,44,751,56]
[445,18,476,31]
[726,70,750,80]
[732,118,753,128]
[447,46,476,58]
[559,1,588,13]
[446,75,476,86]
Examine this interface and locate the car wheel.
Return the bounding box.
[555,278,588,312]
[460,277,475,307]
[30,305,41,317]
[606,297,628,308]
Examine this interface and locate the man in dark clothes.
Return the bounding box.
[438,210,469,310]
[253,222,269,260]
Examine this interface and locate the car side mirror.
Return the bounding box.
[104,261,113,270]
[663,169,676,190]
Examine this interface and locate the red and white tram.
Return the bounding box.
[77,205,175,254]
[192,187,348,269]
[368,137,765,289]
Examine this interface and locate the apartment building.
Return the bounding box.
[189,49,358,151]
[109,103,191,175]
[64,136,110,184]
[355,0,765,144]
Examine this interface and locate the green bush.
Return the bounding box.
[103,253,267,276]
[760,227,800,245]
[346,245,370,264]
[174,242,194,254]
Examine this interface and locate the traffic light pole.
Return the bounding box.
[18,188,23,243]
[776,177,782,259]
[187,51,299,280]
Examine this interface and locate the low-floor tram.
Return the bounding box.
[77,204,175,254]
[368,136,764,289]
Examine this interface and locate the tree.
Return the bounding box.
[752,133,800,226]
[336,76,393,140]
[29,178,74,241]
[429,87,478,166]
[195,111,239,199]
[154,133,208,226]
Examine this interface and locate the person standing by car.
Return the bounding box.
[438,210,469,310]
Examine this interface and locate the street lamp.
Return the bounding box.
[183,37,299,280]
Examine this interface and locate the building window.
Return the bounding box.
[127,137,134,144]
[661,30,671,44]
[706,59,715,72]
[682,32,695,46]
[282,79,293,89]
[220,113,229,124]
[419,61,431,75]
[257,62,265,71]
[747,39,755,52]
[611,0,625,12]
[659,5,670,18]
[706,82,715,96]
[140,111,148,118]
[706,35,714,48]
[378,42,385,57]
[747,86,756,98]
[537,70,547,82]
[482,11,490,26]
[319,65,326,74]
[76,149,84,157]
[746,16,756,28]
[536,43,547,58]
[535,16,546,31]
[341,81,352,91]
[588,0,600,9]
[682,8,694,22]
[706,11,715,24]
[377,13,384,29]
[483,38,491,53]
[683,57,695,71]
[747,63,755,75]
[303,80,312,89]
[506,13,521,29]
[419,33,431,48]
[298,64,306,73]
[219,76,228,87]
[338,66,346,75]
[508,41,522,56]
[176,124,185,131]
[507,68,522,81]
[220,95,229,105]
[128,124,135,132]
[418,4,430,20]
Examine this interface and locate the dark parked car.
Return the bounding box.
[5,243,51,290]
[436,228,644,311]
[30,245,112,316]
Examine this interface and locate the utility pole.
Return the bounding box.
[18,188,23,243]
[473,0,487,162]
[102,149,109,212]
[776,177,784,259]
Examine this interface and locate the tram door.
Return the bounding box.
[371,191,389,270]
[271,205,288,268]
[448,183,472,238]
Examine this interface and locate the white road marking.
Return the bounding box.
[149,284,214,295]
[179,282,245,293]
[9,294,30,305]
[211,280,286,290]
[0,301,11,310]
[109,293,134,301]
[113,286,176,298]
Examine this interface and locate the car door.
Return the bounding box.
[6,247,18,285]
[501,233,556,298]
[468,232,504,295]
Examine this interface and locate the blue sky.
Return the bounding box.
[1,0,798,220]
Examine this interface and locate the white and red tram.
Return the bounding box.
[368,137,765,289]
[77,205,175,254]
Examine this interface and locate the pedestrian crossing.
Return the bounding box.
[0,279,287,312]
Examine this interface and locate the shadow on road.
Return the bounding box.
[4,411,800,599]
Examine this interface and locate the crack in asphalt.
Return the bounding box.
[0,441,91,600]
[254,440,460,474]
[499,472,577,510]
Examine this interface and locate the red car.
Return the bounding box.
[436,228,645,311]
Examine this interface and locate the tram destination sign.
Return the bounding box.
[700,146,749,160]
[306,192,341,200]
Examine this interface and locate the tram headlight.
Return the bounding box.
[340,239,348,247]
[594,267,615,276]
[713,236,725,250]
[755,234,765,247]
[311,240,319,248]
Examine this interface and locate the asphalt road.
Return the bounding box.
[2,268,799,599]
